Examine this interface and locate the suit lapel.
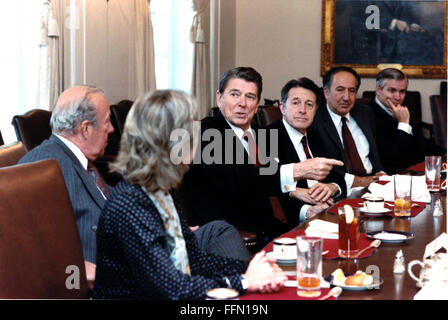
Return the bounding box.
[319,106,344,154]
[51,135,106,209]
[278,120,302,164]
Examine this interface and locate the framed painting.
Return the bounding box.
[321,0,447,78]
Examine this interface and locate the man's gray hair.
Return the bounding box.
[376,68,408,89]
[50,85,105,135]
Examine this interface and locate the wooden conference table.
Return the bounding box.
[250,161,447,300]
[291,190,446,300]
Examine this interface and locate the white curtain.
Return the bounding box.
[38,0,62,110]
[132,0,157,96]
[191,0,210,119]
[40,0,156,105]
[0,0,42,144]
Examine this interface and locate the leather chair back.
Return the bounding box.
[0,159,89,298]
[110,99,134,136]
[11,109,52,151]
[441,81,447,95]
[256,106,282,128]
[0,141,27,168]
[429,95,447,150]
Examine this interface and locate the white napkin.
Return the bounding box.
[414,281,448,300]
[305,219,338,239]
[366,175,431,203]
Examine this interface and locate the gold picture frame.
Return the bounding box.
[320,0,447,78]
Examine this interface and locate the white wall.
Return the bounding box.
[219,0,446,123]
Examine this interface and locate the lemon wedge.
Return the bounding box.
[344,204,354,224]
[332,268,346,284]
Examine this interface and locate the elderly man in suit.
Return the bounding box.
[368,68,445,172]
[268,77,346,227]
[18,85,113,285]
[181,67,343,248]
[19,85,250,288]
[311,67,384,195]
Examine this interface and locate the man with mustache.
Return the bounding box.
[311,67,384,195]
[267,77,346,227]
[368,68,445,172]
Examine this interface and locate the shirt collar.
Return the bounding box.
[55,133,89,170]
[326,104,352,127]
[224,118,254,140]
[375,96,395,118]
[282,117,305,146]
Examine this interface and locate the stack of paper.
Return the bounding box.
[305,219,338,239]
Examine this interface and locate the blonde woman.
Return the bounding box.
[92,90,286,299]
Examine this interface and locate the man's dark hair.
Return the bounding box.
[323,66,361,91]
[218,67,263,100]
[280,77,320,104]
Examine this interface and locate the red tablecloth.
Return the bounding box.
[264,230,376,259]
[407,161,447,172]
[240,278,336,300]
[328,198,426,218]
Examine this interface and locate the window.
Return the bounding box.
[151,0,194,92]
[0,0,44,144]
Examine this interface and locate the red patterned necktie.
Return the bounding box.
[301,136,312,160]
[341,117,367,176]
[87,161,109,197]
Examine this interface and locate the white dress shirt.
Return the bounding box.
[55,134,107,200]
[375,96,413,135]
[326,105,373,192]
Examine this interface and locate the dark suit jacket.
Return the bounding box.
[267,119,347,227]
[368,98,444,172]
[310,103,383,180]
[92,180,248,299]
[179,112,289,245]
[18,134,106,263]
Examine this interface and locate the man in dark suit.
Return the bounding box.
[368,68,445,172]
[311,67,384,195]
[181,67,343,247]
[268,78,346,227]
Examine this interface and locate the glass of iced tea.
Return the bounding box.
[338,205,360,258]
[394,175,413,217]
[296,236,322,297]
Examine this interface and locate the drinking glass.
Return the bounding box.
[394,175,413,217]
[338,206,360,258]
[425,156,441,192]
[296,236,322,297]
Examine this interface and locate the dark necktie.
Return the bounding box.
[301,136,312,160]
[243,131,260,167]
[341,117,367,176]
[87,161,109,197]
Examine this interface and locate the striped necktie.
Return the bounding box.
[301,136,312,160]
[87,161,109,197]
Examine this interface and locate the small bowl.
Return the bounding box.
[206,288,239,300]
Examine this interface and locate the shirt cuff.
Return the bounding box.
[345,173,355,192]
[280,163,297,193]
[300,204,311,222]
[330,182,342,198]
[397,122,413,135]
